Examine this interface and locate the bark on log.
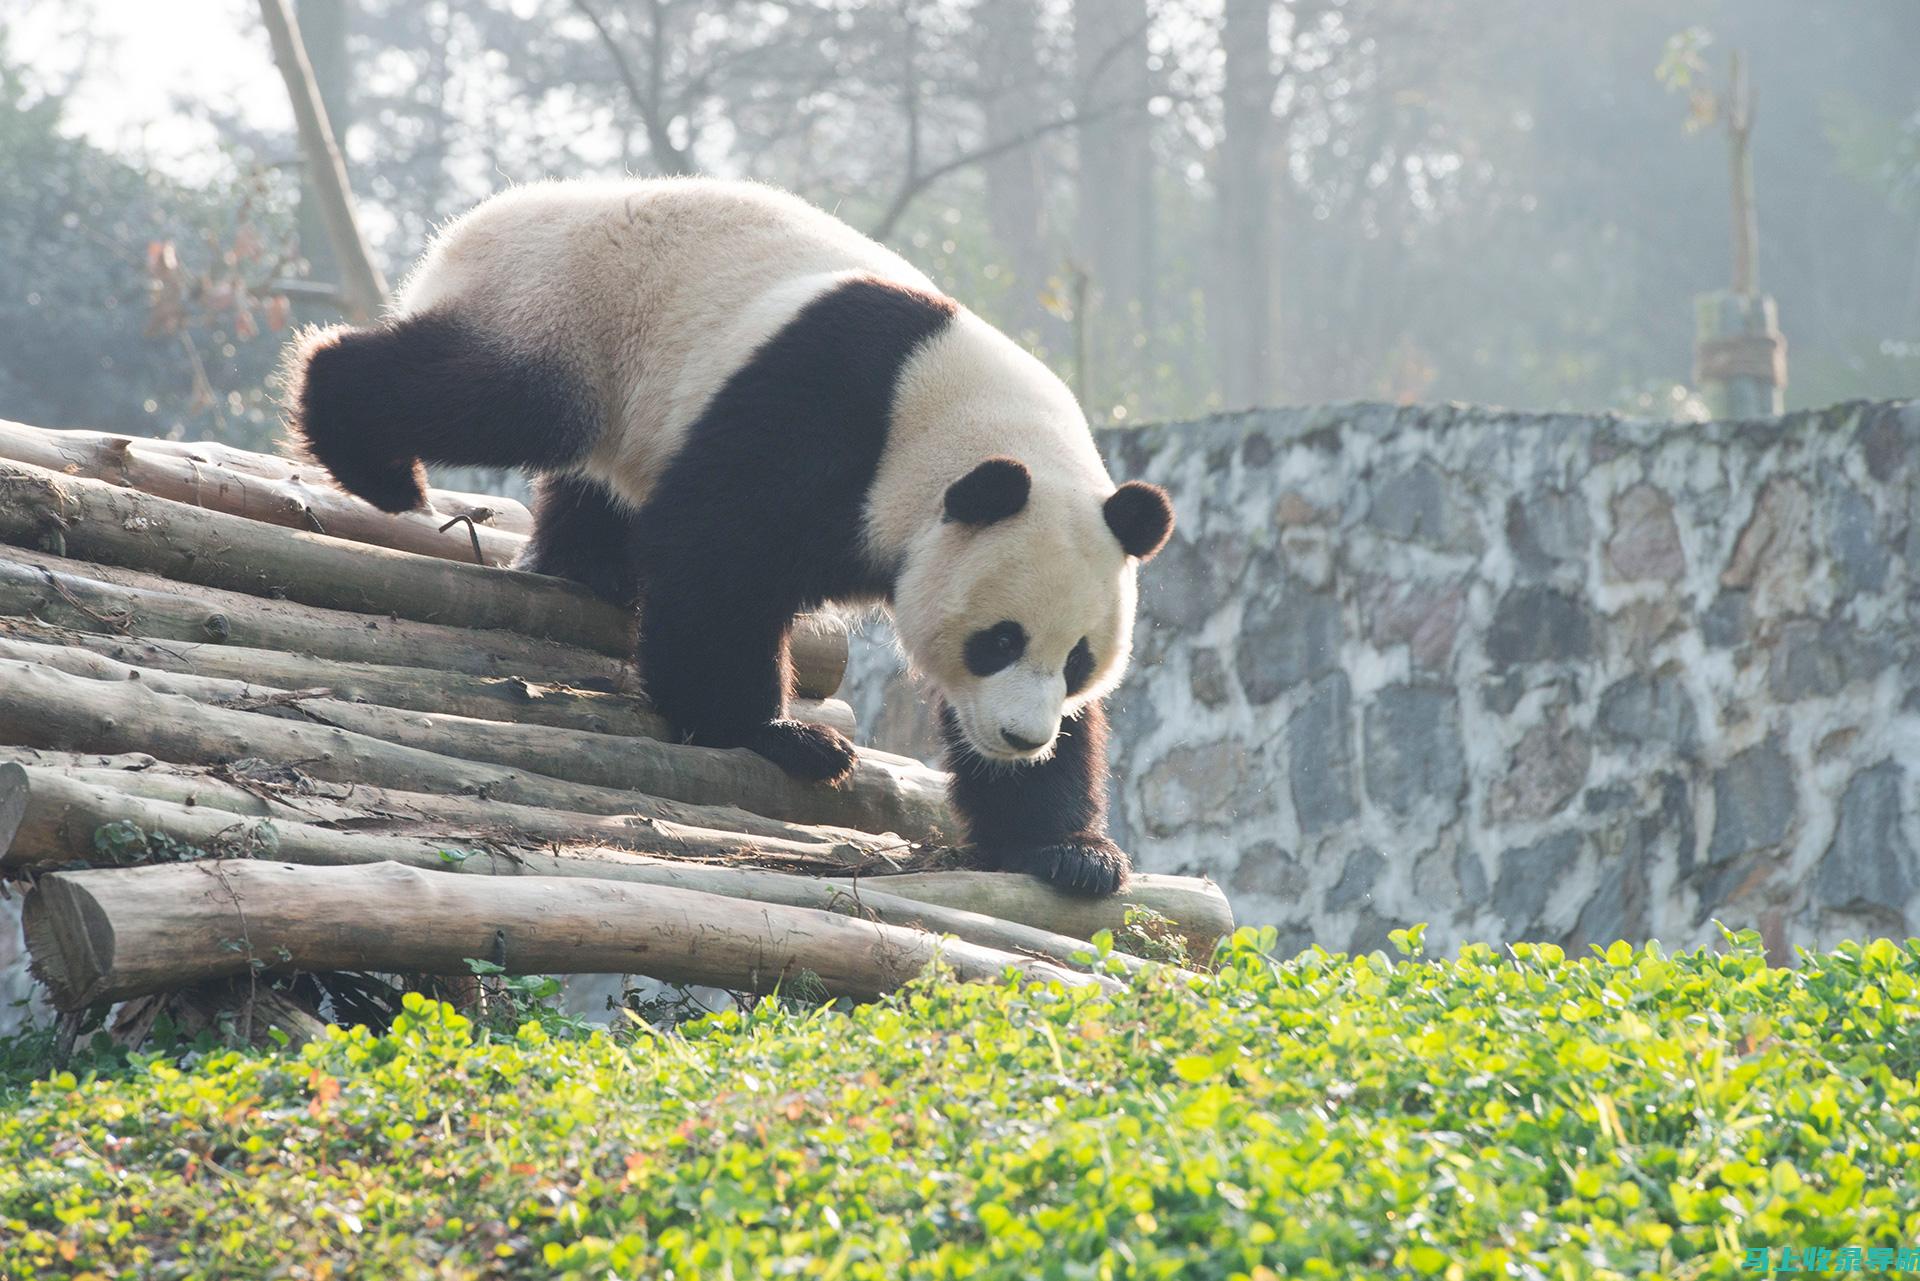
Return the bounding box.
[0,419,525,566]
[1,768,1149,975]
[0,759,917,873]
[24,859,1120,1008]
[0,623,856,740]
[0,541,847,699]
[0,660,945,844]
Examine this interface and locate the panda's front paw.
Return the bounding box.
[991,834,1132,897]
[744,719,858,785]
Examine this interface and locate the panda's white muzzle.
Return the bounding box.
[956,668,1064,763]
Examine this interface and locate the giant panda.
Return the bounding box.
[282,177,1173,897]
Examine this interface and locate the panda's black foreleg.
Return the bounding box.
[636,576,858,785]
[938,697,1131,897]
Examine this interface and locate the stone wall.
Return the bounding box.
[843,399,1920,962]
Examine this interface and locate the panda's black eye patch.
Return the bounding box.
[1064,637,1095,694]
[964,621,1026,676]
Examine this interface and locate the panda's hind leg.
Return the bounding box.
[635,569,857,784]
[283,312,600,513]
[517,474,639,605]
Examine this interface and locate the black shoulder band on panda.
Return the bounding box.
[281,177,1174,898]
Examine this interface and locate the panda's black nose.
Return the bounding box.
[1001,728,1046,752]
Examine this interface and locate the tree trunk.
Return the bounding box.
[0,621,855,742]
[1075,0,1155,403]
[3,767,1160,976]
[24,859,1121,1008]
[0,658,953,842]
[258,0,389,321]
[0,419,526,567]
[1214,0,1277,408]
[975,0,1057,348]
[293,0,352,293]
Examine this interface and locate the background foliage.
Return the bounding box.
[2,0,1917,455]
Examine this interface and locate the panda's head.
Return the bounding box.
[892,457,1174,763]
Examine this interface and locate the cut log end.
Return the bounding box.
[23,873,117,1009]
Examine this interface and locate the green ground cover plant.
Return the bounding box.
[3,925,1918,1279]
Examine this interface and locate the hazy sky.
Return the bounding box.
[10,1,290,179]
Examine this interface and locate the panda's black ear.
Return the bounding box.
[1104,481,1174,560]
[943,457,1031,525]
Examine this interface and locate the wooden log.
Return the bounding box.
[0,623,856,740]
[0,769,1148,975]
[23,425,535,535]
[0,759,915,873]
[0,419,525,567]
[0,749,919,869]
[0,547,630,685]
[0,756,1221,966]
[860,868,1236,964]
[24,860,1120,1007]
[0,545,846,699]
[0,459,850,695]
[0,455,628,650]
[0,660,945,844]
[247,682,947,838]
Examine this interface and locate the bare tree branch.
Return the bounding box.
[570,0,695,174]
[869,96,1148,242]
[866,11,1159,242]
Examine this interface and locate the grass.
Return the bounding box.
[2,924,1918,1279]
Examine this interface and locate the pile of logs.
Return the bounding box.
[0,420,1233,1041]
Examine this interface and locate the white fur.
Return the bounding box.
[879,315,1137,762]
[396,177,932,510]
[398,177,1140,762]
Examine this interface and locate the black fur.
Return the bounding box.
[288,312,601,513]
[939,697,1129,896]
[963,621,1026,677]
[624,277,958,783]
[943,457,1031,524]
[517,474,638,604]
[1104,481,1175,560]
[1064,637,1095,694]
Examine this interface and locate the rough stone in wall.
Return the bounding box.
[843,398,1920,961]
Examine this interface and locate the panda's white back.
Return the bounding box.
[394,177,937,510]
